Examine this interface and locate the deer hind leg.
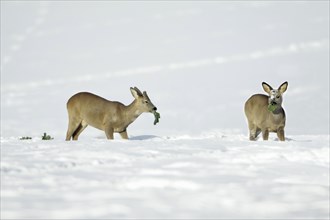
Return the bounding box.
[277,127,285,141]
[248,121,259,141]
[255,128,261,138]
[66,117,82,141]
[72,121,88,140]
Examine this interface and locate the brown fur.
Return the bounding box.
[244,82,288,141]
[66,87,157,140]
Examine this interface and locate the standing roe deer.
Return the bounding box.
[66,87,157,140]
[244,82,288,141]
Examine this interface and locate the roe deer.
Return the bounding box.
[66,87,157,140]
[244,82,288,141]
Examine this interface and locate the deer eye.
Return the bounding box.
[144,100,149,104]
[276,96,280,99]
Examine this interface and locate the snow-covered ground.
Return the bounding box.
[2,134,329,219]
[1,1,329,219]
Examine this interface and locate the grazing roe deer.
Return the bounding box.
[66,87,157,140]
[244,82,288,141]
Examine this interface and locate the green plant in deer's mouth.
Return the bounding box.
[268,103,277,112]
[153,111,160,125]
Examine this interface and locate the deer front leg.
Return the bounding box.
[262,129,269,141]
[119,130,129,140]
[277,127,285,141]
[105,125,114,140]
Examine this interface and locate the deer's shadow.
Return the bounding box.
[130,135,160,140]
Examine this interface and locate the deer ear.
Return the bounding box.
[278,81,288,94]
[130,87,141,99]
[143,91,149,99]
[134,87,143,96]
[262,82,273,94]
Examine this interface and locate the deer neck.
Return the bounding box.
[124,100,142,124]
[272,105,283,115]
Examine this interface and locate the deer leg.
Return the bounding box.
[262,129,269,141]
[277,127,285,141]
[105,126,114,140]
[255,128,261,138]
[248,121,258,141]
[119,130,129,140]
[72,122,88,140]
[66,117,81,141]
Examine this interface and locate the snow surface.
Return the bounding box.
[1,1,329,219]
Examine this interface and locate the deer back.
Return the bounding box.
[67,92,124,130]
